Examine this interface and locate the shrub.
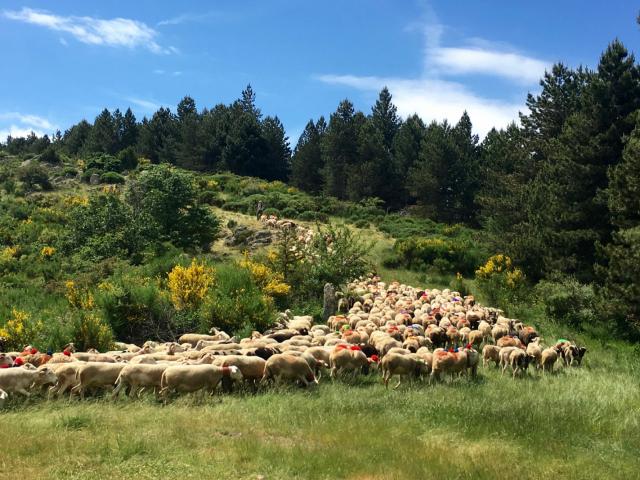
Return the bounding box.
[39,147,61,164]
[226,219,237,229]
[65,193,154,262]
[81,167,104,183]
[198,190,219,205]
[167,259,215,312]
[69,312,114,351]
[354,219,370,229]
[281,207,298,219]
[450,272,471,297]
[125,164,220,250]
[0,308,43,351]
[269,223,373,300]
[100,172,125,184]
[117,147,138,171]
[95,276,176,344]
[535,277,598,329]
[62,166,78,178]
[199,265,275,334]
[475,254,527,312]
[17,163,52,191]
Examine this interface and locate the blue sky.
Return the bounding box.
[0,0,638,143]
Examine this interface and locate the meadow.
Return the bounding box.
[1,350,638,480]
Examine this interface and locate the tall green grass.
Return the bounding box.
[1,354,638,479]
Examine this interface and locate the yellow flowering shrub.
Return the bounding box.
[167,259,215,311]
[1,245,19,261]
[40,246,56,258]
[0,308,43,351]
[63,195,89,207]
[65,280,95,310]
[476,254,513,279]
[239,255,291,298]
[475,254,526,309]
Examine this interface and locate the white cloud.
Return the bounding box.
[428,47,548,84]
[157,11,226,27]
[0,112,57,140]
[3,7,176,54]
[125,97,161,112]
[316,14,549,137]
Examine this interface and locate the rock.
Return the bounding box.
[225,225,272,249]
[323,283,337,322]
[89,173,101,185]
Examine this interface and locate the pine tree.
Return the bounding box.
[63,120,92,155]
[86,109,117,154]
[240,84,261,120]
[261,116,291,181]
[291,119,325,193]
[371,87,401,151]
[599,119,640,333]
[322,100,358,199]
[176,96,202,168]
[119,108,138,150]
[138,107,178,164]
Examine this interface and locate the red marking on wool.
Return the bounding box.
[335,344,348,351]
[349,345,361,351]
[370,355,379,362]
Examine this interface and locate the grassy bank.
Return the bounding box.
[1,350,639,479]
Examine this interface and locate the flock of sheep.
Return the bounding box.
[0,276,587,407]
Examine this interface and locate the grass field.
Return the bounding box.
[1,344,639,480]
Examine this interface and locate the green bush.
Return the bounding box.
[39,147,61,164]
[69,312,114,351]
[62,166,78,177]
[198,190,219,205]
[95,276,177,344]
[125,164,220,250]
[81,167,104,183]
[536,276,598,329]
[354,219,370,229]
[100,172,125,184]
[199,265,275,334]
[117,147,138,171]
[86,153,122,173]
[281,207,298,219]
[17,163,52,191]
